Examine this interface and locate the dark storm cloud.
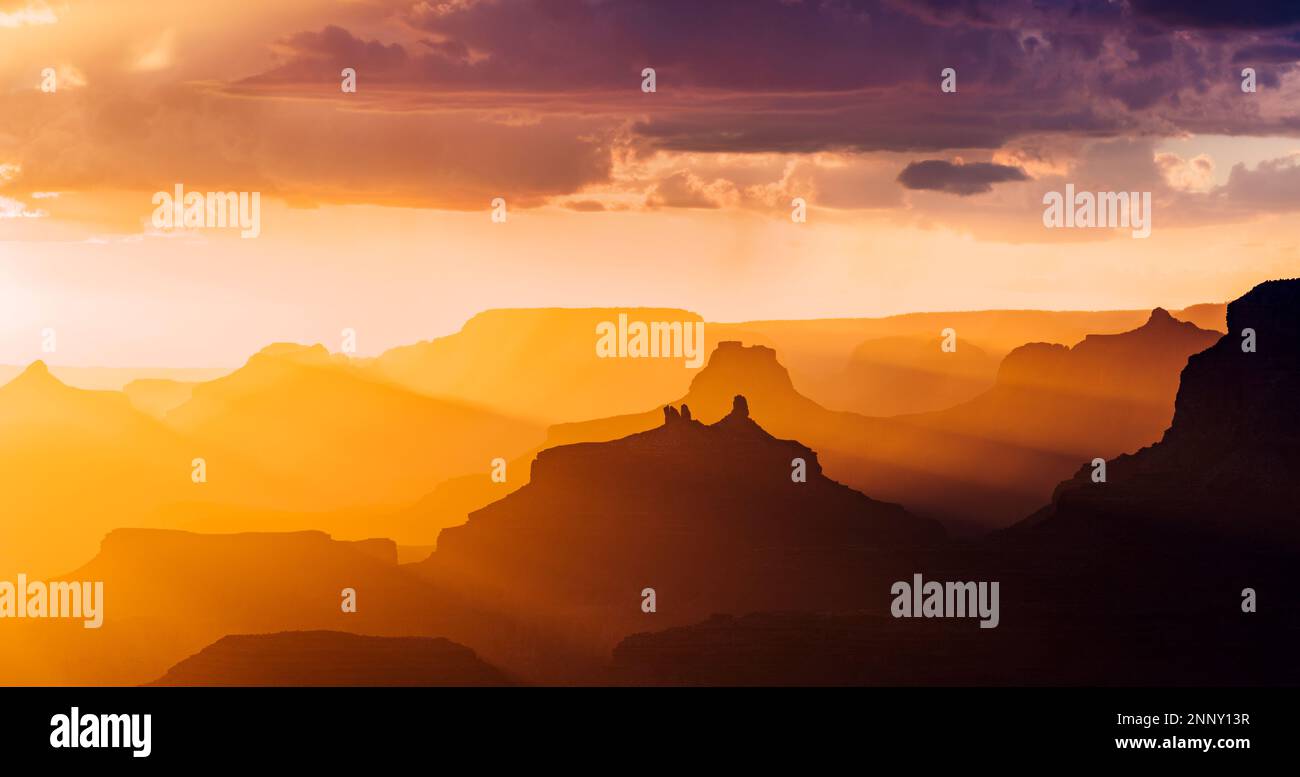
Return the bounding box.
[896,160,1030,195]
[1128,0,1300,30]
[245,1,1089,152]
[1232,43,1300,63]
[232,0,1300,155]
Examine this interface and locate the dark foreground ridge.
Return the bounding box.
[149,630,511,686]
[422,393,943,640]
[1025,278,1300,548]
[613,279,1300,686]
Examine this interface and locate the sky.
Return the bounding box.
[2,0,1300,367]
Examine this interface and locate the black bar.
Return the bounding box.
[1,686,1283,765]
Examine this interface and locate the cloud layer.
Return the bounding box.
[1,0,1298,224]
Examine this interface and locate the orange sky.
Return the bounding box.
[2,0,1299,366]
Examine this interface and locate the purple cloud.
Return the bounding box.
[897,160,1030,195]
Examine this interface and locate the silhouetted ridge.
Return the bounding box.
[1029,279,1300,546]
[993,308,1218,393]
[67,529,444,635]
[614,289,1300,686]
[423,396,942,627]
[522,395,832,489]
[1166,279,1299,449]
[149,631,510,686]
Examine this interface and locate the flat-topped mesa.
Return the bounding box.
[695,341,791,382]
[676,342,824,423]
[56,527,444,641]
[150,631,511,687]
[689,342,796,393]
[92,528,400,567]
[246,342,335,368]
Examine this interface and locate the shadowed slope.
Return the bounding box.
[166,343,544,510]
[419,397,941,652]
[0,363,282,577]
[1024,279,1300,546]
[538,310,1218,533]
[0,529,449,685]
[369,308,710,424]
[363,306,1227,425]
[380,306,1225,538]
[817,334,1000,415]
[150,631,511,686]
[609,282,1298,687]
[124,378,197,419]
[719,304,1226,410]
